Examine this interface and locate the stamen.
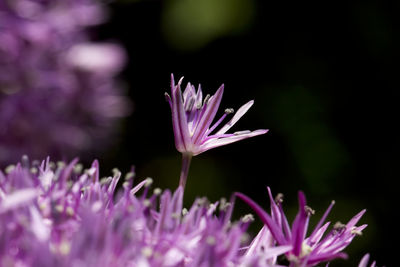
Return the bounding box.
[351,227,363,236]
[5,165,15,174]
[225,108,234,114]
[203,94,211,106]
[182,208,188,216]
[144,177,153,187]
[206,236,216,245]
[153,188,162,195]
[57,161,65,169]
[73,163,83,174]
[241,214,255,223]
[305,205,315,216]
[275,193,284,204]
[112,168,120,176]
[333,221,346,231]
[141,247,153,258]
[125,172,135,180]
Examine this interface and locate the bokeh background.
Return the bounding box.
[2,0,397,266]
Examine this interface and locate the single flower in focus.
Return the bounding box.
[165,74,268,156]
[236,187,367,267]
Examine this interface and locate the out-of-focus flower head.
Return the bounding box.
[0,157,255,266]
[0,0,130,165]
[165,74,268,156]
[0,156,375,266]
[236,187,367,267]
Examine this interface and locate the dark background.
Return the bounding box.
[94,1,396,266]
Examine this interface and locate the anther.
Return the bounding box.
[203,94,211,105]
[125,172,135,180]
[351,228,363,236]
[333,221,346,231]
[153,188,162,195]
[5,165,15,174]
[30,167,38,175]
[141,247,153,258]
[220,202,231,212]
[206,236,216,245]
[305,206,315,216]
[112,168,120,176]
[225,108,234,114]
[143,199,151,207]
[57,161,65,169]
[73,164,83,174]
[182,208,188,216]
[144,177,153,187]
[275,193,284,204]
[241,214,255,223]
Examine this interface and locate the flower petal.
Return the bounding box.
[216,100,254,135]
[171,76,191,152]
[195,129,268,155]
[192,84,224,145]
[235,192,287,245]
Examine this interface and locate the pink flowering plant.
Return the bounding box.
[0,75,380,266]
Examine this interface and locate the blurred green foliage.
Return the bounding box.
[161,0,255,51]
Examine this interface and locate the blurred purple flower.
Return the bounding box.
[236,187,367,267]
[0,157,253,266]
[0,156,375,266]
[0,0,130,165]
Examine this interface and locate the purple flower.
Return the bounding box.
[0,157,258,266]
[165,74,268,156]
[236,187,367,267]
[165,74,268,189]
[0,0,130,165]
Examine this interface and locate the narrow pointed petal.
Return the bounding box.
[346,209,366,228]
[235,192,286,245]
[309,200,335,241]
[217,100,254,135]
[0,188,38,213]
[195,129,268,155]
[292,191,308,256]
[358,254,370,267]
[192,85,224,144]
[171,77,191,152]
[262,245,293,260]
[267,187,282,229]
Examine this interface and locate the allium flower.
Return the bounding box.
[0,0,130,165]
[236,187,367,267]
[165,74,268,156]
[0,156,263,266]
[0,156,376,266]
[165,74,268,189]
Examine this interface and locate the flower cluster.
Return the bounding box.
[0,156,371,267]
[0,0,130,165]
[0,157,282,266]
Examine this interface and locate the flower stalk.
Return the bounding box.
[179,153,192,190]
